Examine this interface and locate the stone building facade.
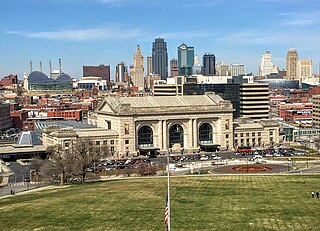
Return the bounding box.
[88,93,234,157]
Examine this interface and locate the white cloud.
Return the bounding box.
[6,25,145,41]
[278,11,320,26]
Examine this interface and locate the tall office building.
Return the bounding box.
[147,56,152,76]
[216,62,230,76]
[202,53,216,76]
[239,83,269,120]
[259,51,276,77]
[192,55,202,75]
[178,43,194,76]
[132,45,145,90]
[170,58,178,77]
[297,59,312,82]
[152,38,168,80]
[286,48,298,80]
[231,64,246,76]
[116,62,126,82]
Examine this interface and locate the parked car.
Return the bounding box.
[5,162,11,166]
[200,155,209,161]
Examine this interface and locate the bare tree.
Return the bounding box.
[46,145,73,185]
[68,139,105,183]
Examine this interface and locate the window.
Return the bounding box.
[246,138,250,144]
[125,140,129,145]
[246,133,249,137]
[252,132,255,136]
[96,141,100,145]
[234,134,238,137]
[240,133,244,137]
[269,130,274,136]
[138,126,153,146]
[89,141,93,145]
[103,141,107,145]
[226,134,229,139]
[106,121,111,129]
[199,123,213,143]
[258,132,261,136]
[110,140,114,145]
[270,137,273,142]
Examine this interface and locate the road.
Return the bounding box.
[7,161,31,183]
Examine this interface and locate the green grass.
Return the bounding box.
[1,175,320,231]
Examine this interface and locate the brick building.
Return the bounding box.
[47,109,82,121]
[0,102,11,132]
[83,65,110,83]
[0,74,18,86]
[10,110,28,130]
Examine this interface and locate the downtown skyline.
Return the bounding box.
[1,0,320,79]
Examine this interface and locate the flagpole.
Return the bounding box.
[167,149,171,231]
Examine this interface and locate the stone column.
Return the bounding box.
[163,120,167,150]
[158,120,163,150]
[188,119,193,147]
[193,119,198,148]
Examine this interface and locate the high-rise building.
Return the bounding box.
[239,83,269,120]
[132,45,144,90]
[216,62,230,76]
[83,64,110,82]
[170,58,178,77]
[116,62,127,82]
[147,56,152,76]
[202,53,216,76]
[192,55,202,75]
[230,64,246,76]
[178,43,194,76]
[259,51,278,77]
[297,59,312,82]
[152,38,168,80]
[286,48,298,80]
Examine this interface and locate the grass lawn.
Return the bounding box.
[1,175,320,231]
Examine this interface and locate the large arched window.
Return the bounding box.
[138,126,153,147]
[169,124,184,148]
[199,123,213,144]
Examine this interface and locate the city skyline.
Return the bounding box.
[1,0,320,78]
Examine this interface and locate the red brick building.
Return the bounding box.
[47,109,82,121]
[10,110,28,130]
[0,74,18,86]
[83,65,110,82]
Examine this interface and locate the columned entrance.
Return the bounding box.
[169,124,184,148]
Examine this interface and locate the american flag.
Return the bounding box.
[165,192,169,227]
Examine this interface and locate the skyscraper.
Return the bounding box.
[152,38,168,80]
[170,58,178,77]
[178,43,194,76]
[202,53,216,76]
[230,64,246,76]
[132,45,144,90]
[147,56,152,76]
[216,62,230,76]
[259,51,274,77]
[286,48,298,80]
[116,62,126,82]
[297,59,312,82]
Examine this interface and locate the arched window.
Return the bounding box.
[169,124,184,148]
[138,126,153,147]
[199,123,213,144]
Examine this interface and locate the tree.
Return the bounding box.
[46,144,73,185]
[68,139,106,183]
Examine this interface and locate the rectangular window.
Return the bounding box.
[234,134,238,137]
[110,140,114,145]
[240,133,244,137]
[103,141,107,145]
[246,133,249,137]
[226,134,229,139]
[96,141,100,145]
[252,132,255,136]
[246,138,250,143]
[258,132,261,136]
[270,130,274,136]
[125,140,129,145]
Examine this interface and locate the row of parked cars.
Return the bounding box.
[87,158,153,172]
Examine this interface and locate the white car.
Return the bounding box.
[200,156,209,161]
[5,162,11,166]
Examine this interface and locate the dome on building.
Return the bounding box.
[28,71,51,83]
[56,73,72,83]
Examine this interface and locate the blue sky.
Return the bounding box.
[1,0,320,79]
